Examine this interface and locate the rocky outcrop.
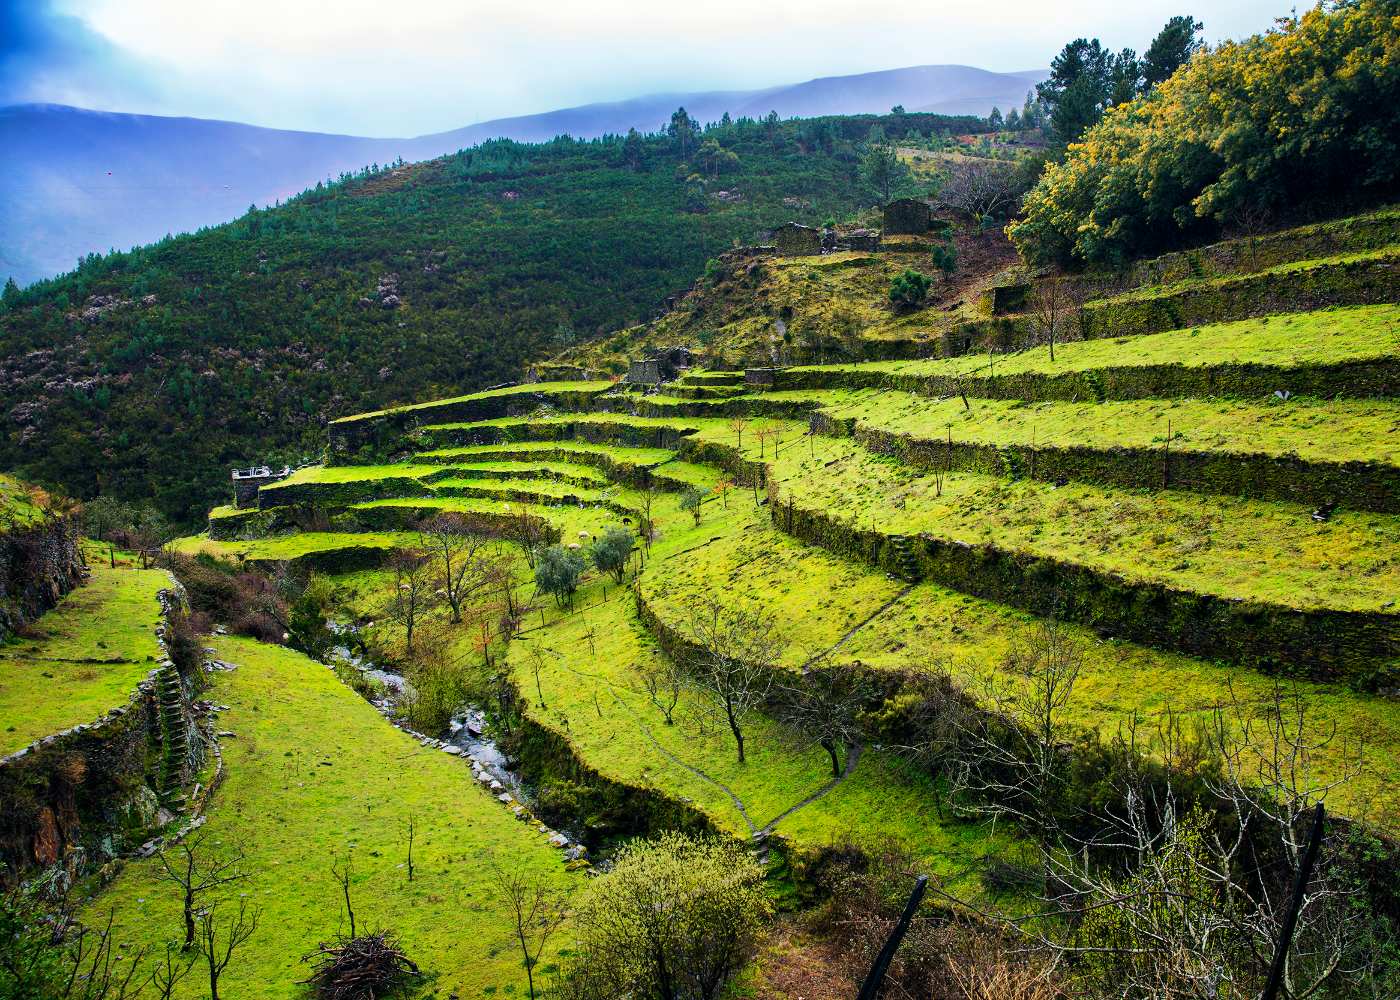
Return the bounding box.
[0,514,84,642]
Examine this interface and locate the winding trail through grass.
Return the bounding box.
[800,585,916,668]
[758,742,863,835]
[547,629,864,840]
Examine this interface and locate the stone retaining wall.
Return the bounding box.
[327,386,613,465]
[1080,253,1398,341]
[773,356,1400,402]
[850,422,1400,514]
[1125,212,1400,289]
[0,515,84,642]
[0,583,208,883]
[764,477,1400,691]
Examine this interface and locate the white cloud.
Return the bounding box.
[39,0,1286,134]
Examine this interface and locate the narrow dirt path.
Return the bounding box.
[539,609,867,840]
[759,742,862,835]
[800,584,915,668]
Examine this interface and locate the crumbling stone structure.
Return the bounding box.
[628,358,664,385]
[232,465,291,509]
[772,223,822,257]
[0,515,83,643]
[835,229,882,252]
[627,346,695,385]
[883,198,933,235]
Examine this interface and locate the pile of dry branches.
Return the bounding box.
[302,932,420,1000]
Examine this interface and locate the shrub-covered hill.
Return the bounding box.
[1010,0,1400,266]
[559,217,1021,372]
[0,112,977,522]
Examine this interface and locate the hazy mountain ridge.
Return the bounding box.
[2,64,1042,284]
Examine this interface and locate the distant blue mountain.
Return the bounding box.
[1,64,1044,285]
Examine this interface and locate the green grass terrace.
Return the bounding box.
[0,562,168,755]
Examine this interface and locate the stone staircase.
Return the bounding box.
[156,663,189,808]
[887,535,921,583]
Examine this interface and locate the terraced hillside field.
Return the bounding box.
[199,269,1400,824]
[76,209,1400,996]
[0,558,169,755]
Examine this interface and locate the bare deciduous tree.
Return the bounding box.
[728,417,748,452]
[382,552,437,653]
[639,480,660,553]
[775,661,876,777]
[490,860,567,1000]
[156,831,248,951]
[1027,278,1083,363]
[331,853,357,939]
[636,655,685,725]
[526,644,553,709]
[151,940,195,1000]
[936,653,1372,999]
[685,598,784,763]
[951,620,1084,839]
[196,897,260,1000]
[509,509,552,567]
[420,515,491,624]
[938,159,1026,221]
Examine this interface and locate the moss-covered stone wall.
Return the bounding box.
[1080,254,1398,341]
[765,478,1400,690]
[852,424,1400,514]
[0,516,83,643]
[0,585,206,883]
[775,357,1400,402]
[327,386,613,465]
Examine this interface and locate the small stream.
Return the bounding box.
[325,622,588,864]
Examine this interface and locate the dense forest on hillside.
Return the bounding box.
[0,111,976,520]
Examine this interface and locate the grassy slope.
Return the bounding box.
[837,305,1400,379]
[559,220,1020,373]
[512,594,1006,888]
[638,503,1400,831]
[85,636,578,1000]
[820,390,1400,465]
[0,561,167,754]
[0,472,48,528]
[331,380,613,424]
[767,436,1400,612]
[171,530,421,562]
[418,441,679,467]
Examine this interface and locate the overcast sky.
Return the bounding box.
[2,0,1288,136]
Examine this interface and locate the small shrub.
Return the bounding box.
[332,661,385,702]
[590,524,635,584]
[558,832,771,1000]
[535,544,586,608]
[679,487,705,526]
[888,268,931,310]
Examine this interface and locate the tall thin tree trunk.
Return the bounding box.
[823,738,842,778]
[725,701,745,764]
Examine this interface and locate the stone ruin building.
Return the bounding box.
[232,465,291,509]
[771,223,822,257]
[882,198,933,235]
[626,346,696,385]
